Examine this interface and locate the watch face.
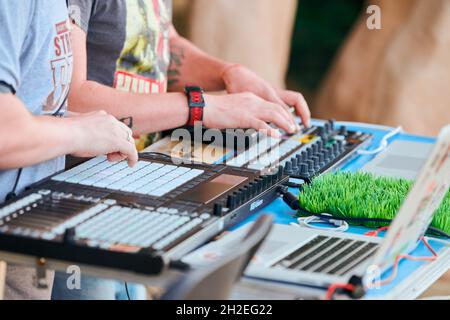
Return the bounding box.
[187,87,205,108]
[190,91,203,104]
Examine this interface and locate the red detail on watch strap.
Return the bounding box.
[185,86,205,126]
[187,106,204,126]
[190,92,202,103]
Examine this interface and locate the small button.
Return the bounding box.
[300,164,309,176]
[284,161,294,175]
[200,213,211,220]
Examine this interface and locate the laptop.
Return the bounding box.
[183,125,450,292]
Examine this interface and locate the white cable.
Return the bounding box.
[334,120,398,132]
[290,214,349,233]
[357,126,403,156]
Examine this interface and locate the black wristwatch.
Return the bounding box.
[185,86,205,126]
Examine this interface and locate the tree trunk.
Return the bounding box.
[184,0,298,88]
[315,0,450,136]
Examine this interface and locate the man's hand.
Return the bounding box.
[204,93,300,137]
[68,111,138,167]
[222,64,311,128]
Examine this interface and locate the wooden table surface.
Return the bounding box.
[0,261,6,300]
[420,271,450,299]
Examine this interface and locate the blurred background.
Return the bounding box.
[172,0,450,137]
[172,0,449,297]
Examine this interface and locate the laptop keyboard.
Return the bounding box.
[274,236,378,276]
[52,157,204,197]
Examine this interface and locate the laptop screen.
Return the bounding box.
[370,125,450,271]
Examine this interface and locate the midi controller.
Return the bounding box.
[226,120,372,182]
[0,154,287,275]
[146,119,372,183]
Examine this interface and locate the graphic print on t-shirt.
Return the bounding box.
[113,0,172,149]
[114,0,171,95]
[43,19,73,116]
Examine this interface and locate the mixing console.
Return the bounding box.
[0,154,287,274]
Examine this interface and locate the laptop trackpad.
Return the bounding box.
[362,140,433,180]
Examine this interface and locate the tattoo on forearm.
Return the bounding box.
[168,45,185,88]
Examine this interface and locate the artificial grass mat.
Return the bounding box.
[298,171,450,234]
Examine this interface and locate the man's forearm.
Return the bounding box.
[167,31,231,92]
[0,95,79,169]
[68,81,189,136]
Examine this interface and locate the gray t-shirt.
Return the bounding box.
[0,0,73,203]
